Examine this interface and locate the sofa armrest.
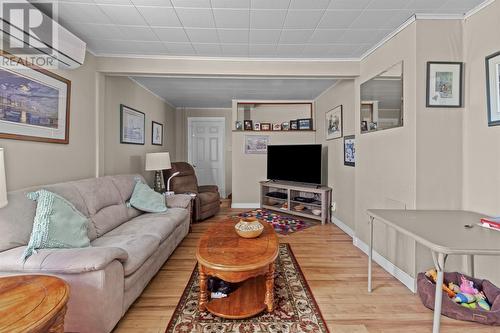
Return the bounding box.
[166,194,193,209]
[198,185,219,193]
[0,246,128,274]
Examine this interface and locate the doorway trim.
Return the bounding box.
[187,116,226,198]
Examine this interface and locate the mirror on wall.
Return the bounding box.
[360,62,403,133]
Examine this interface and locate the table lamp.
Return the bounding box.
[145,152,171,193]
[0,148,7,208]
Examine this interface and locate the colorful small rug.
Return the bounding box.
[165,244,329,333]
[235,209,315,235]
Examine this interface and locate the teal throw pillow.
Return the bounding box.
[128,180,167,213]
[23,189,90,261]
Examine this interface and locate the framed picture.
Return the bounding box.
[253,122,261,131]
[298,118,313,130]
[261,123,271,131]
[282,122,290,131]
[245,135,269,154]
[486,51,500,126]
[151,121,163,146]
[0,52,71,144]
[326,105,342,140]
[426,62,463,107]
[244,120,253,131]
[344,135,355,167]
[361,121,368,132]
[235,121,243,130]
[290,120,298,130]
[120,104,145,145]
[273,123,281,131]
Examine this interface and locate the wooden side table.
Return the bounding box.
[0,275,69,333]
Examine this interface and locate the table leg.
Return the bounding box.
[265,262,275,312]
[467,255,475,278]
[368,216,374,293]
[431,252,448,333]
[48,305,67,333]
[198,265,208,311]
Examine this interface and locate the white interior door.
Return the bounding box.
[187,117,225,198]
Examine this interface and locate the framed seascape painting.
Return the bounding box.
[120,104,145,145]
[486,51,500,126]
[326,105,343,140]
[426,62,463,108]
[344,135,355,167]
[0,52,71,144]
[152,121,163,146]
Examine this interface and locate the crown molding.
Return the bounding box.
[465,0,496,18]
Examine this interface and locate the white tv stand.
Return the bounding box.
[259,181,332,225]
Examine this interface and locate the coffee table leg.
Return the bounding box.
[265,262,275,312]
[198,265,208,311]
[48,305,66,333]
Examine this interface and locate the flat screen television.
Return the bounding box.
[267,144,322,185]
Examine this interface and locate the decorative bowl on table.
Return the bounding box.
[235,217,264,238]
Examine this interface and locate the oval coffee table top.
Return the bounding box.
[0,275,69,333]
[196,219,279,272]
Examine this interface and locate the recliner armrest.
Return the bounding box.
[198,185,219,193]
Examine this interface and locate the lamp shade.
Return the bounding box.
[145,152,171,171]
[0,148,7,208]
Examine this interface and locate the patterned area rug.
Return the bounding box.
[165,244,329,333]
[235,209,315,235]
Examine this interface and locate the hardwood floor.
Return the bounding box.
[113,208,498,333]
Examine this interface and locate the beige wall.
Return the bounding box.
[175,107,232,197]
[102,76,176,185]
[314,81,356,229]
[1,53,98,191]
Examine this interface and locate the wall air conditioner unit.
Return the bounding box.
[0,0,86,69]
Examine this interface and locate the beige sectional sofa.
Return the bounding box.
[0,174,192,333]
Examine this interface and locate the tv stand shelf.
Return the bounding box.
[260,181,332,225]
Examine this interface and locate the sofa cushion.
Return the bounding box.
[91,234,160,276]
[106,208,188,243]
[0,246,128,273]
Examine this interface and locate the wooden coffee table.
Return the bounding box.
[196,219,279,319]
[0,275,69,333]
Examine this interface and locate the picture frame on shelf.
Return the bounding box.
[272,123,281,131]
[282,122,290,131]
[235,121,243,130]
[261,123,271,131]
[253,122,261,131]
[426,61,463,108]
[243,120,253,130]
[361,121,368,132]
[344,135,355,167]
[120,104,145,145]
[151,121,163,146]
[486,51,500,126]
[290,120,298,130]
[0,52,71,144]
[326,105,342,140]
[297,118,313,130]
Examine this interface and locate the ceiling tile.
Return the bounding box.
[153,27,190,42]
[248,44,277,56]
[118,26,159,41]
[406,0,443,10]
[289,0,330,9]
[340,29,392,44]
[250,0,290,9]
[164,42,197,55]
[89,39,168,54]
[366,0,410,9]
[276,44,305,57]
[57,3,110,24]
[185,28,219,42]
[249,29,281,43]
[301,44,331,57]
[349,10,411,29]
[283,10,324,29]
[67,23,123,41]
[97,5,148,25]
[192,43,222,56]
[213,9,249,28]
[328,0,370,9]
[250,10,287,29]
[94,0,132,4]
[308,29,345,43]
[131,0,174,6]
[175,8,215,27]
[326,44,361,57]
[221,44,249,56]
[137,6,181,27]
[279,29,314,43]
[212,0,250,8]
[218,29,249,43]
[170,0,211,8]
[318,10,361,28]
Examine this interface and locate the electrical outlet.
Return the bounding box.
[331,202,336,212]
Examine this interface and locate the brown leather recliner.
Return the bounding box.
[164,162,221,222]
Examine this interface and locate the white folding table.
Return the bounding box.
[366,209,500,333]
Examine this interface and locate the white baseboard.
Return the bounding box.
[231,203,260,209]
[353,236,416,293]
[331,215,355,238]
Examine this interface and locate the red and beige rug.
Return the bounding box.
[235,209,316,235]
[165,243,329,333]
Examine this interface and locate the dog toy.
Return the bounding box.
[448,282,460,294]
[453,293,475,303]
[460,275,478,295]
[425,269,456,297]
